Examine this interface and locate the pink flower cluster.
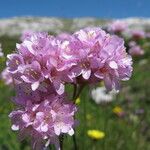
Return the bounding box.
[8,79,77,149]
[7,27,133,149]
[7,28,132,92]
[131,30,145,40]
[128,41,144,56]
[107,20,146,56]
[108,20,128,33]
[10,93,76,149]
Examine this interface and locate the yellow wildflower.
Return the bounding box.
[75,97,80,105]
[113,106,123,114]
[87,130,105,140]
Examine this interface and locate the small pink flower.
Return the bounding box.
[129,45,144,56]
[108,20,128,33]
[131,30,145,39]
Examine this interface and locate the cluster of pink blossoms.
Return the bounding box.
[9,88,76,149]
[9,82,77,149]
[108,20,128,33]
[107,20,146,56]
[128,41,144,56]
[7,27,133,149]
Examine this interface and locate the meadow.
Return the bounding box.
[0,23,150,150]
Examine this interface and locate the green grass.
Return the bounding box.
[0,35,150,150]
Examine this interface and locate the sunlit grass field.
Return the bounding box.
[0,35,150,150]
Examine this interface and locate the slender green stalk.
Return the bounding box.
[59,134,64,150]
[82,88,87,150]
[72,84,85,150]
[75,84,85,100]
[72,132,78,150]
[73,84,77,101]
[72,84,78,150]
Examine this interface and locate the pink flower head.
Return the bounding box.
[146,32,150,38]
[129,45,144,56]
[7,32,76,94]
[128,41,144,56]
[68,27,109,81]
[69,27,132,91]
[7,33,54,91]
[9,95,77,150]
[108,20,128,33]
[128,41,136,47]
[131,30,145,40]
[94,35,133,91]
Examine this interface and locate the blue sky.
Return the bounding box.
[0,0,149,18]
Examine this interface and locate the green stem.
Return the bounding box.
[59,134,64,150]
[73,84,77,101]
[72,133,78,150]
[72,84,78,150]
[72,84,85,150]
[82,88,87,150]
[74,84,85,100]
